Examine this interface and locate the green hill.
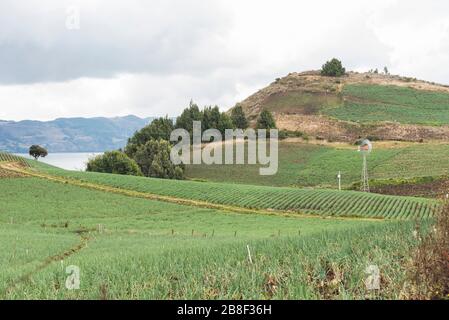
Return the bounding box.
[184,141,449,193]
[235,71,449,142]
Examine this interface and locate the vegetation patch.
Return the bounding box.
[322,84,449,125]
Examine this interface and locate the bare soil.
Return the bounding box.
[371,178,449,199]
[276,114,449,142]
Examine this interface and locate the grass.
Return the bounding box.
[185,141,449,190]
[0,177,427,299]
[322,84,449,125]
[262,91,341,115]
[25,162,439,219]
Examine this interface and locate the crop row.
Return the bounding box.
[41,168,440,220]
[0,152,30,167]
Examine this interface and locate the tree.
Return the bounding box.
[175,100,203,136]
[231,105,249,129]
[217,112,234,135]
[29,145,48,160]
[125,116,174,158]
[202,106,222,133]
[134,139,184,179]
[256,110,277,130]
[320,58,346,77]
[86,151,142,176]
[202,106,234,136]
[384,66,389,75]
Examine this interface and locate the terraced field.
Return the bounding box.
[0,152,29,167]
[323,84,449,125]
[27,162,440,220]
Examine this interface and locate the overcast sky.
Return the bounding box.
[1,0,449,121]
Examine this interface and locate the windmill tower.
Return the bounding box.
[358,139,373,192]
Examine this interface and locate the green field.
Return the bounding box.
[185,141,449,189]
[0,177,427,299]
[28,162,439,220]
[323,84,449,125]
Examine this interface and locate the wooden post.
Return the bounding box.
[247,245,253,264]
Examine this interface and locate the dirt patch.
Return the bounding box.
[276,114,449,142]
[371,178,449,199]
[0,166,28,178]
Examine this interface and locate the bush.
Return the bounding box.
[134,139,184,179]
[321,58,346,77]
[86,151,142,176]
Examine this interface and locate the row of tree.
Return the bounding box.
[87,102,277,179]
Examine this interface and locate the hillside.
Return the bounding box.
[185,140,449,195]
[0,115,152,153]
[235,71,449,142]
[10,160,439,220]
[0,156,441,299]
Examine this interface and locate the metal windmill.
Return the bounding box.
[358,139,373,192]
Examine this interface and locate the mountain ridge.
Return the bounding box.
[0,115,153,153]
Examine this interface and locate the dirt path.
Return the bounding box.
[4,232,91,296]
[0,162,384,222]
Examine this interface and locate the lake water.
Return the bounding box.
[15,153,103,171]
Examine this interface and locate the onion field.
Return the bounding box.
[30,163,440,220]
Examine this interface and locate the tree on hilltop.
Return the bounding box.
[321,58,346,77]
[29,145,48,160]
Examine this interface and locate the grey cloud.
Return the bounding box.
[0,0,235,84]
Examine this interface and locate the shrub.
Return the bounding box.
[86,151,142,176]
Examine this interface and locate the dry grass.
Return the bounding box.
[404,202,449,299]
[0,167,27,178]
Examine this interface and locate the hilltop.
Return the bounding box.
[235,71,449,142]
[0,115,153,153]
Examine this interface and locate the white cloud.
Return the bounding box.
[0,0,448,120]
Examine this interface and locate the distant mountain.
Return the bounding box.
[0,115,154,153]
